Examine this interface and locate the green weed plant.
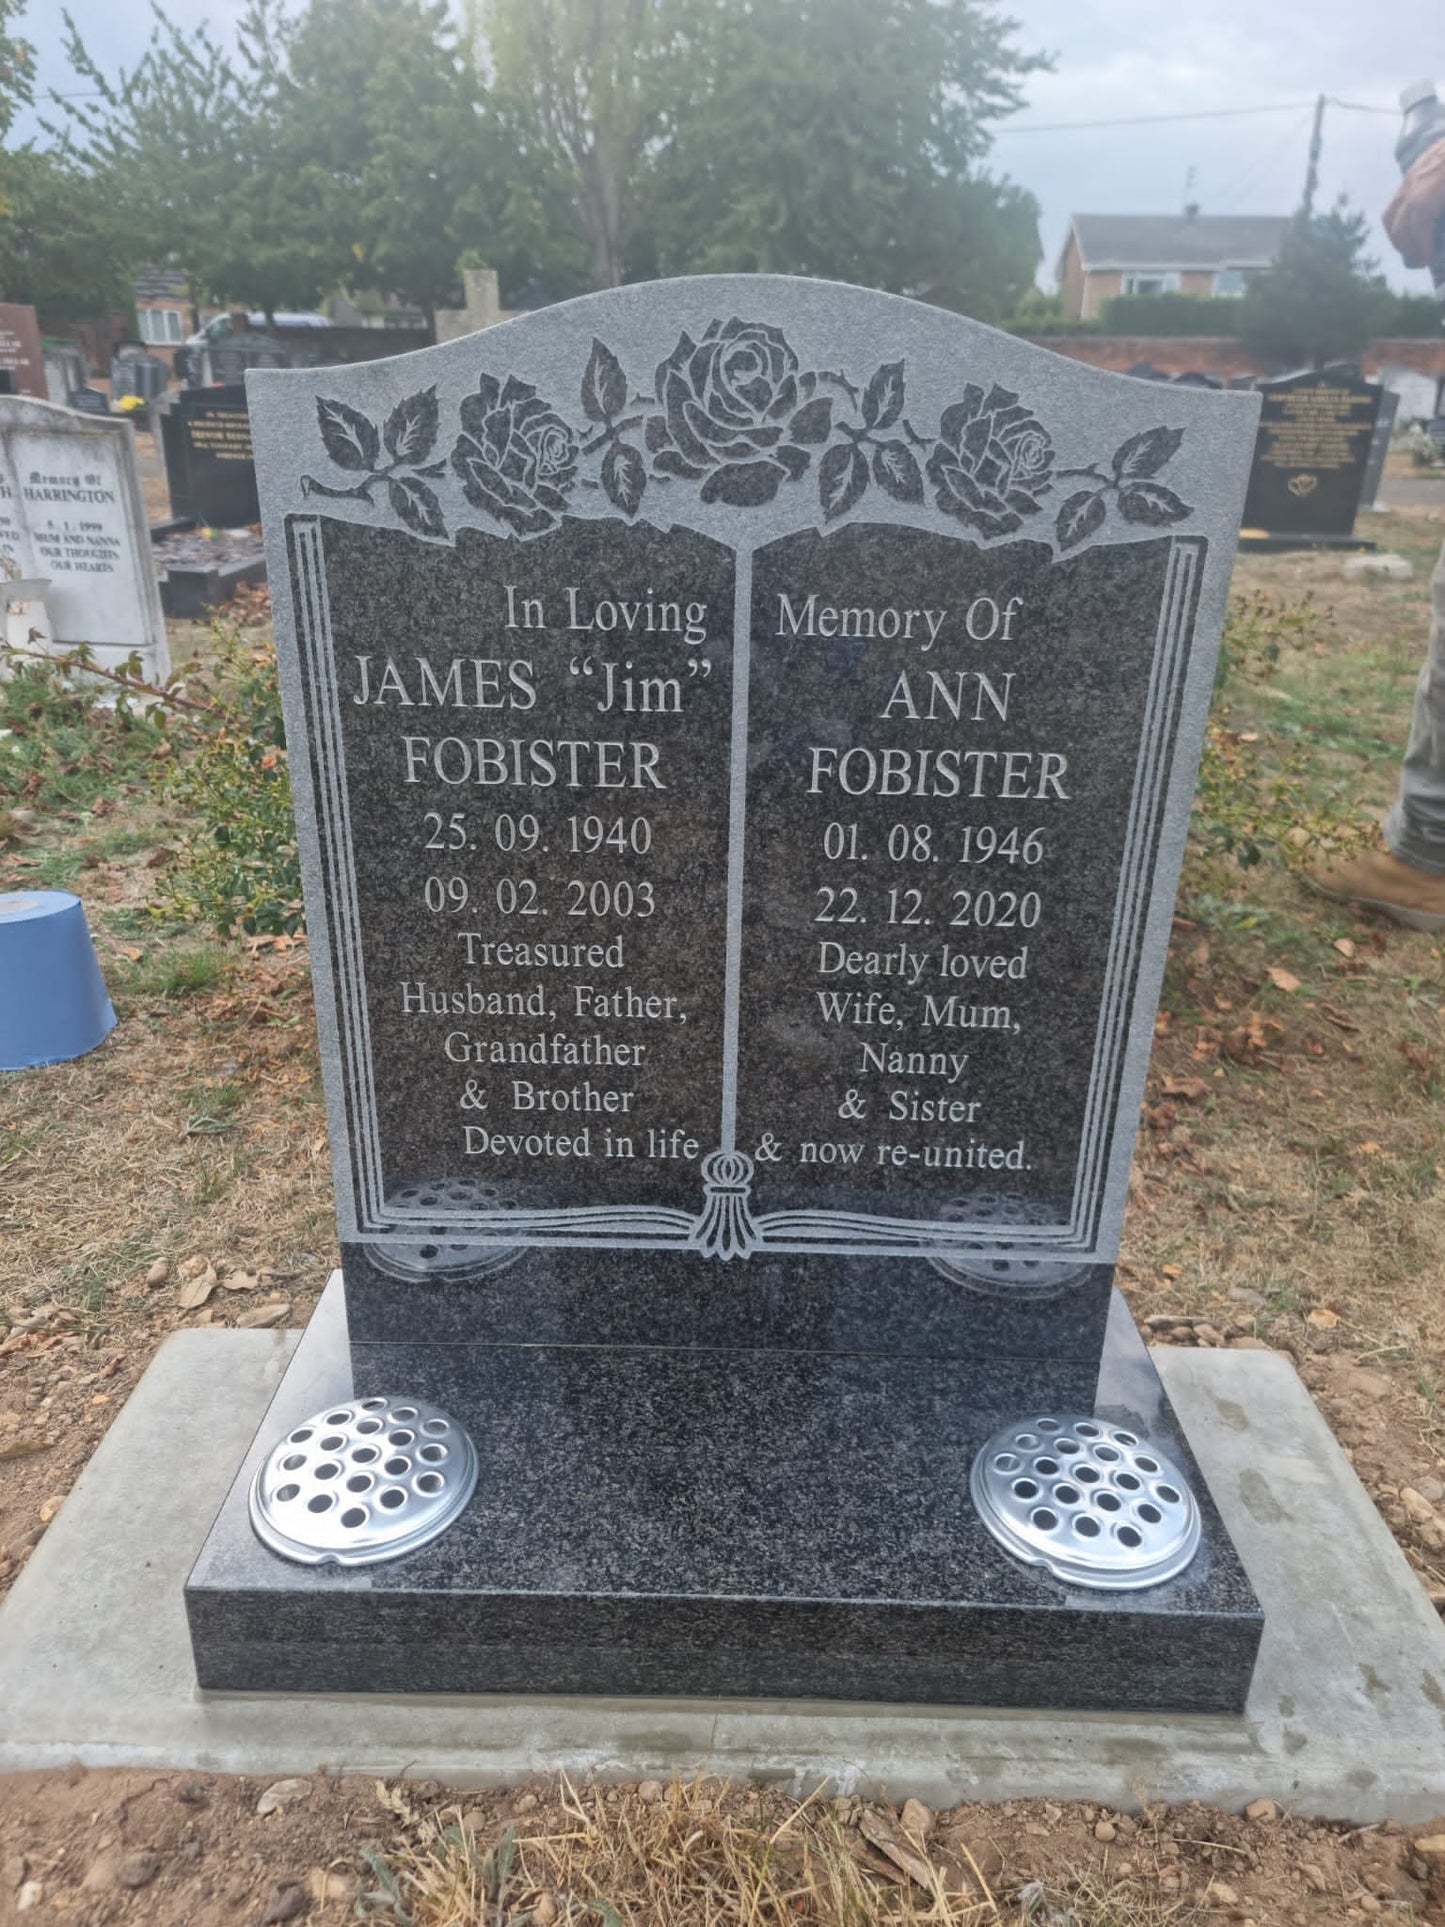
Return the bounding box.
[154,624,302,937]
[1194,591,1372,872]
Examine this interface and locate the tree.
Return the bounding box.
[274,0,510,325]
[1239,200,1396,367]
[51,0,323,322]
[641,0,1043,312]
[0,0,33,147]
[52,0,518,325]
[485,0,1044,310]
[0,146,133,320]
[484,0,679,294]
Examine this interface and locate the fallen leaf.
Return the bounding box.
[177,1263,217,1310]
[1161,1076,1209,1102]
[1320,1002,1361,1033]
[857,1810,935,1890]
[1266,966,1301,994]
[256,1778,311,1818]
[235,1300,291,1330]
[1306,1308,1340,1330]
[118,945,143,962]
[1355,1141,1383,1157]
[1334,937,1356,959]
[1161,1264,1183,1279]
[177,1254,213,1281]
[1401,1039,1438,1079]
[221,1268,264,1293]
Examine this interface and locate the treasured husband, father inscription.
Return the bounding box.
[250,280,1258,1273]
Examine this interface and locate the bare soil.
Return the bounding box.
[2,1772,1445,1925]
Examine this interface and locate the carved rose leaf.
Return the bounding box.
[602,440,646,517]
[872,440,924,504]
[862,360,905,433]
[788,396,833,444]
[581,338,627,422]
[387,474,447,539]
[1056,488,1108,550]
[383,387,439,465]
[1117,480,1190,526]
[819,442,869,521]
[317,397,380,472]
[1113,426,1184,481]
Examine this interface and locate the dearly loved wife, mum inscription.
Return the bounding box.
[249,280,1259,1275]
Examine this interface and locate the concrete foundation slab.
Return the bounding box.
[2,1326,1444,1820]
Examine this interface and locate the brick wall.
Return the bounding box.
[1020,334,1445,382]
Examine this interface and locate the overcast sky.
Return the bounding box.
[21,0,1443,297]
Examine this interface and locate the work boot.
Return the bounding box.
[1304,844,1445,932]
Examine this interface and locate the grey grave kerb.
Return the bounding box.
[2,1306,1443,1822]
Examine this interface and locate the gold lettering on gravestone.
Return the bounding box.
[1258,384,1375,474]
[189,416,254,463]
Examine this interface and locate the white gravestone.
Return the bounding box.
[0,396,169,681]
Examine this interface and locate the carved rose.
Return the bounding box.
[450,375,578,536]
[646,317,832,507]
[926,383,1055,538]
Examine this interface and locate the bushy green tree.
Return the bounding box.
[1239,201,1396,367]
[0,145,133,320]
[486,0,1044,311]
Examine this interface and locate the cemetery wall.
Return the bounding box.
[1025,334,1445,383]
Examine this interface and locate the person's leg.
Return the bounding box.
[1306,537,1445,931]
[1383,537,1445,874]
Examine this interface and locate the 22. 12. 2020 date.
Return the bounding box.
[424,876,657,917]
[814,885,1041,929]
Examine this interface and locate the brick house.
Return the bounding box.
[1056,212,1290,321]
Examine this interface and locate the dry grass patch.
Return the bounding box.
[362,1778,1194,1927]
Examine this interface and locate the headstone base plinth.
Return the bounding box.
[1238,532,1377,553]
[185,1276,1261,1714]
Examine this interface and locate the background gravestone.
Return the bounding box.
[0,304,46,400]
[203,329,292,387]
[0,395,169,679]
[1240,367,1383,549]
[160,385,259,527]
[186,278,1264,1712]
[1356,387,1401,513]
[111,348,169,407]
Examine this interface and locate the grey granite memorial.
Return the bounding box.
[0,394,169,680]
[186,277,1265,1713]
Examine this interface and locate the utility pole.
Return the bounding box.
[1301,92,1326,217]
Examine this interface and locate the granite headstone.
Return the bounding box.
[1357,387,1400,512]
[1240,367,1383,547]
[185,278,1265,1711]
[0,395,168,679]
[0,303,46,400]
[160,385,259,527]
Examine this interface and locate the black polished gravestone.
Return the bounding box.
[186,279,1267,1713]
[1239,367,1383,550]
[159,385,259,527]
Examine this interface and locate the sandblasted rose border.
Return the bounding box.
[299,316,1196,552]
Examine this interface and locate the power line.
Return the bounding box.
[998,98,1394,136]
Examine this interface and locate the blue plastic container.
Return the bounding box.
[0,891,118,1070]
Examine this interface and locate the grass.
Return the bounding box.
[359,1779,1197,1927]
